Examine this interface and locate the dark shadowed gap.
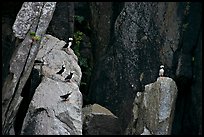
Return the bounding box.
[172,2,202,135]
[14,68,42,134]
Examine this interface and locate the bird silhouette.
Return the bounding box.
[34,60,43,64]
[63,38,73,48]
[65,72,73,82]
[60,92,72,101]
[56,65,66,75]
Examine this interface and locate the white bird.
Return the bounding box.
[68,37,73,48]
[159,65,164,77]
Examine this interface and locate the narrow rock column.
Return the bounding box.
[2,2,56,135]
[126,77,178,135]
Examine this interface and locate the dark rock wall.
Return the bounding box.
[2,2,23,85]
[89,2,113,64]
[47,2,72,42]
[172,2,202,135]
[88,2,202,135]
[88,2,180,132]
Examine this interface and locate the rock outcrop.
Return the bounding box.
[82,104,121,135]
[2,2,56,135]
[2,2,202,135]
[88,2,184,133]
[20,35,82,135]
[87,2,202,135]
[126,77,178,135]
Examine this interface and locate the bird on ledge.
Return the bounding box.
[63,37,73,49]
[60,92,72,101]
[64,72,74,82]
[159,65,164,77]
[56,64,66,75]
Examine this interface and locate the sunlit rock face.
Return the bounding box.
[21,35,83,135]
[126,77,178,135]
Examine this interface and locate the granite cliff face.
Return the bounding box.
[126,77,178,135]
[88,2,202,135]
[2,2,56,134]
[2,2,202,135]
[21,35,82,135]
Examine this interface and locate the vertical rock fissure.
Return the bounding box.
[3,5,45,133]
[14,67,43,134]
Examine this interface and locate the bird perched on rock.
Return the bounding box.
[65,72,74,82]
[56,64,66,75]
[63,37,73,49]
[159,65,164,77]
[60,92,72,101]
[34,60,43,64]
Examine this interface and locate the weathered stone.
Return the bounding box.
[21,35,82,135]
[126,77,178,135]
[89,2,113,63]
[82,104,121,135]
[2,2,56,135]
[88,2,183,133]
[21,78,82,135]
[12,2,44,39]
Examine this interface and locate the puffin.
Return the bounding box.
[64,72,74,82]
[56,64,66,75]
[159,65,164,77]
[63,37,73,49]
[60,92,72,101]
[34,60,43,64]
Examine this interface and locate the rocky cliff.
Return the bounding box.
[87,2,202,135]
[2,2,56,134]
[21,35,82,135]
[126,77,178,135]
[2,2,202,135]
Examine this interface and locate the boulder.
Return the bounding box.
[82,104,121,135]
[126,77,178,135]
[21,35,82,135]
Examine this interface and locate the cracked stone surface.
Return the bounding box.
[88,2,183,133]
[21,35,82,135]
[126,77,177,135]
[12,2,56,39]
[2,2,56,135]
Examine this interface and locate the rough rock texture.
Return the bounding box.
[2,2,56,135]
[125,77,178,135]
[82,104,121,135]
[88,2,184,133]
[21,35,82,135]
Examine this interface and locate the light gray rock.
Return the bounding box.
[126,77,178,135]
[21,35,82,135]
[12,2,56,39]
[82,104,121,135]
[36,34,81,86]
[2,2,56,135]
